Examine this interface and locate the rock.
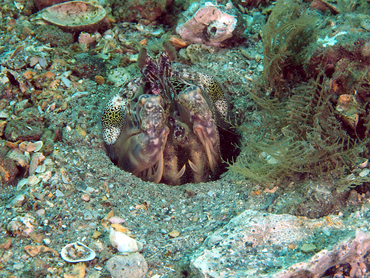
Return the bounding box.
[34,25,74,48]
[30,258,49,277]
[7,214,36,237]
[106,254,148,278]
[5,194,26,209]
[4,119,44,142]
[111,0,173,23]
[176,2,244,47]
[72,53,106,79]
[190,209,370,277]
[81,193,90,202]
[0,153,19,185]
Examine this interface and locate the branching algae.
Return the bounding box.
[230,0,370,192]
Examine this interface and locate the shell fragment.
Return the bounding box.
[61,242,96,263]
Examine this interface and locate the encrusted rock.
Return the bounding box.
[191,209,370,277]
[106,254,148,278]
[176,2,243,47]
[7,214,36,237]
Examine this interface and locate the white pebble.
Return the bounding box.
[55,189,64,197]
[61,77,72,87]
[359,168,370,177]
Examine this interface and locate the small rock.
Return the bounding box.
[31,258,49,277]
[4,119,44,142]
[13,262,24,270]
[36,209,45,216]
[0,154,19,185]
[76,181,87,192]
[85,187,95,194]
[84,211,93,220]
[43,238,51,245]
[176,3,243,47]
[0,238,12,249]
[106,254,148,278]
[6,194,26,209]
[169,230,180,238]
[7,214,36,236]
[81,194,90,202]
[359,168,370,177]
[300,243,317,253]
[55,190,64,197]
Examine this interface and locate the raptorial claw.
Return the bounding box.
[188,159,199,173]
[177,86,221,175]
[104,94,169,183]
[176,164,187,179]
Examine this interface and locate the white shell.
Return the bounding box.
[109,228,143,253]
[35,164,46,174]
[33,141,43,152]
[16,178,29,191]
[359,159,368,168]
[61,242,96,263]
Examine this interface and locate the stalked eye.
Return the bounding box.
[137,48,148,70]
[163,41,177,61]
[145,101,153,110]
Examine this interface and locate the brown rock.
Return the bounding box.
[0,238,12,249]
[0,153,19,185]
[4,119,44,142]
[24,245,59,257]
[34,0,69,10]
[112,0,173,23]
[310,0,339,15]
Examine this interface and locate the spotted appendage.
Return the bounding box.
[101,94,127,146]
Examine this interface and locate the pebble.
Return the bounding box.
[13,262,24,270]
[85,187,95,194]
[322,227,331,236]
[359,168,370,177]
[36,209,45,216]
[300,243,317,253]
[35,164,46,173]
[76,181,87,192]
[0,111,9,118]
[6,194,26,208]
[61,77,72,87]
[84,211,93,220]
[106,254,148,278]
[55,190,64,197]
[43,238,51,245]
[81,194,90,202]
